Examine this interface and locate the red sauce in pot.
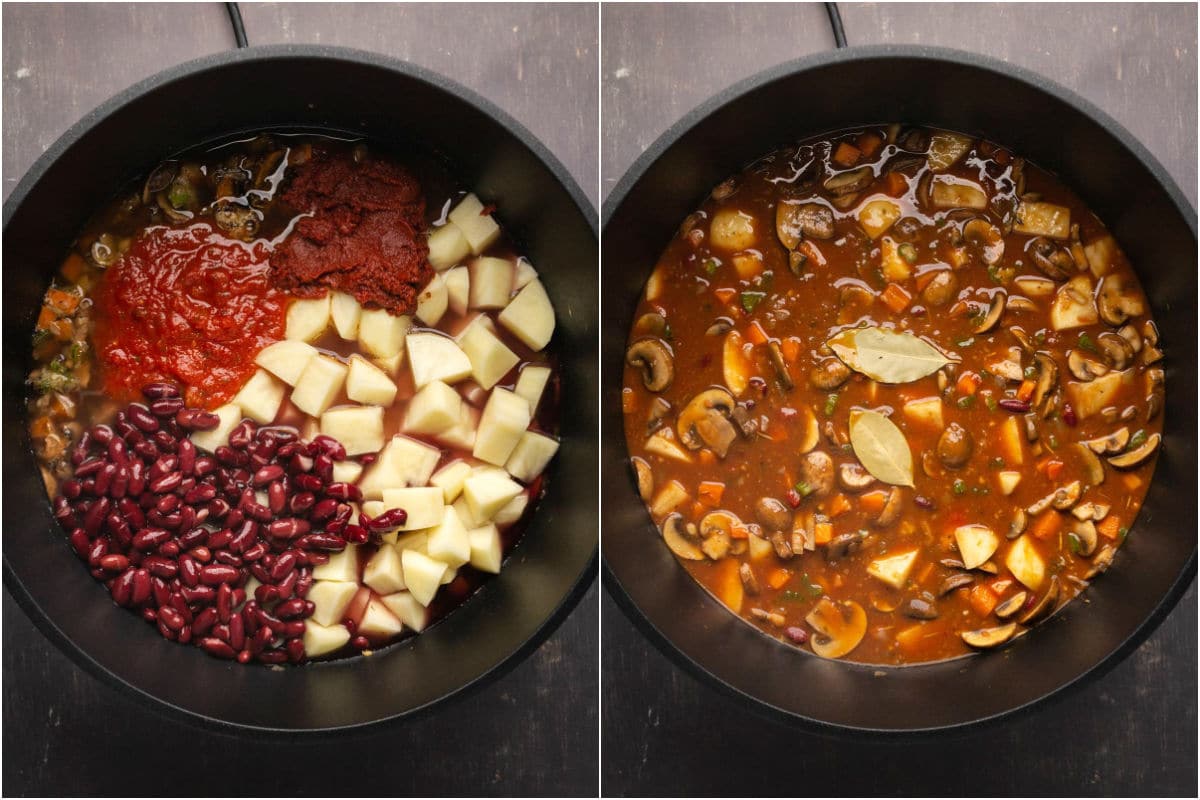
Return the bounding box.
[92,223,286,409]
[271,149,432,314]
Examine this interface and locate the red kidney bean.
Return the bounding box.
[155,494,180,515]
[276,570,298,600]
[295,570,314,598]
[358,453,377,467]
[110,569,135,606]
[289,453,315,475]
[294,474,323,493]
[142,382,180,400]
[107,438,129,465]
[140,607,158,623]
[249,625,273,655]
[151,576,171,608]
[90,424,115,445]
[302,533,347,552]
[177,625,193,645]
[176,439,196,473]
[152,430,175,452]
[268,481,286,514]
[242,542,267,562]
[130,569,152,605]
[193,456,217,477]
[169,593,192,622]
[86,537,109,568]
[228,612,246,650]
[216,583,233,623]
[177,409,219,431]
[333,503,353,523]
[183,484,216,505]
[274,598,308,620]
[310,497,339,523]
[180,585,215,604]
[75,458,105,479]
[157,620,176,641]
[157,540,181,558]
[200,564,239,586]
[61,478,83,500]
[267,518,310,540]
[200,638,236,659]
[366,508,408,530]
[144,556,178,579]
[998,398,1031,413]
[68,528,91,559]
[129,404,160,433]
[179,555,200,587]
[214,551,242,568]
[149,396,185,417]
[343,524,369,545]
[228,520,256,554]
[351,636,370,651]
[116,421,138,441]
[110,465,130,499]
[255,584,281,605]
[84,497,111,537]
[192,607,217,637]
[313,454,334,482]
[243,502,272,523]
[149,472,182,494]
[312,435,347,461]
[211,623,231,642]
[206,528,234,550]
[149,455,177,480]
[132,528,170,552]
[99,553,128,572]
[127,461,147,496]
[252,464,284,486]
[286,637,306,663]
[270,552,298,582]
[258,649,288,664]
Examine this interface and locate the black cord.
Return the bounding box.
[225,2,249,48]
[824,2,848,49]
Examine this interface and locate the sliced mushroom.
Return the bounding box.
[961,622,1019,649]
[837,283,875,324]
[767,341,794,390]
[770,531,794,560]
[693,410,738,458]
[1071,501,1111,522]
[1069,520,1098,557]
[797,451,835,498]
[1026,491,1057,516]
[626,338,674,392]
[962,218,1004,265]
[1097,275,1146,327]
[1118,323,1142,353]
[1084,427,1129,455]
[676,388,736,450]
[805,598,868,659]
[1006,296,1038,314]
[902,596,939,620]
[993,591,1029,619]
[777,202,835,249]
[213,203,260,240]
[809,358,852,390]
[662,514,704,560]
[739,562,760,595]
[936,423,974,469]
[825,531,865,561]
[1067,349,1109,381]
[1086,545,1116,579]
[972,292,1007,334]
[1140,320,1162,364]
[754,497,792,532]
[1028,237,1074,280]
[1051,480,1082,510]
[921,270,958,307]
[631,457,653,501]
[89,233,120,267]
[1008,508,1028,539]
[823,166,873,196]
[142,160,179,204]
[939,572,975,596]
[1106,432,1160,469]
[837,462,876,493]
[730,403,759,438]
[1146,368,1164,421]
[874,487,903,527]
[1018,576,1059,625]
[1097,332,1134,370]
[705,318,734,337]
[1073,443,1106,486]
[1031,353,1058,410]
[634,312,668,336]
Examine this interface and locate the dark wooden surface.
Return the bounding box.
[2,4,598,797]
[601,3,1196,797]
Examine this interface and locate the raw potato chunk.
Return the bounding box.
[453,496,483,529]
[709,208,756,251]
[444,265,470,316]
[644,429,692,463]
[926,131,973,172]
[880,238,912,282]
[330,291,362,340]
[867,550,919,589]
[468,524,503,573]
[403,380,463,435]
[373,350,405,376]
[514,259,538,290]
[954,524,999,570]
[358,436,442,499]
[492,492,528,525]
[358,309,411,359]
[1067,370,1133,419]
[406,332,473,388]
[363,544,406,594]
[1083,235,1118,278]
[903,396,944,430]
[505,431,560,483]
[416,273,449,326]
[1014,201,1071,239]
[402,549,449,607]
[309,580,360,626]
[394,531,429,553]
[997,415,1025,466]
[931,177,988,210]
[514,365,551,412]
[1049,274,1098,331]
[462,469,524,523]
[473,388,532,465]
[857,199,901,239]
[332,460,363,485]
[232,369,284,425]
[303,621,351,658]
[286,296,332,342]
[469,257,514,309]
[1006,535,1046,591]
[380,591,429,632]
[428,222,471,270]
[497,279,556,351]
[447,193,500,255]
[358,598,404,639]
[998,471,1022,496]
[430,460,473,503]
[381,486,445,531]
[460,320,520,389]
[345,355,398,406]
[291,354,349,417]
[436,404,480,451]
[313,544,359,582]
[254,340,318,386]
[190,403,242,453]
[320,405,384,456]
[425,506,471,568]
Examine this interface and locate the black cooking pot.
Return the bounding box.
[602,45,1195,733]
[3,45,597,732]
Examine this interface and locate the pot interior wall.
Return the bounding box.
[4,51,597,731]
[602,51,1195,731]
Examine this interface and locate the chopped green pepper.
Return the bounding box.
[795,481,813,498]
[1066,532,1082,554]
[984,395,998,411]
[1129,429,1148,448]
[1078,332,1098,353]
[800,573,824,599]
[956,336,975,348]
[703,257,721,276]
[953,479,966,495]
[740,291,766,312]
[823,393,839,416]
[898,243,917,264]
[957,395,975,409]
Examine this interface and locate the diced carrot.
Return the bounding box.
[914,268,940,292]
[1016,379,1036,403]
[798,239,827,268]
[781,337,801,363]
[48,318,74,342]
[745,321,769,346]
[884,171,908,197]
[698,449,717,466]
[36,306,57,330]
[856,132,884,158]
[730,523,749,540]
[30,415,53,439]
[697,481,725,507]
[714,287,738,306]
[1097,515,1122,540]
[46,288,80,315]
[766,568,791,590]
[1045,459,1065,481]
[916,561,935,586]
[859,490,889,515]
[1030,511,1062,540]
[880,282,912,314]
[813,520,833,545]
[990,578,1014,595]
[60,252,87,283]
[712,559,744,614]
[690,501,706,519]
[832,573,844,589]
[896,624,927,650]
[1122,473,1143,491]
[956,371,981,396]
[969,584,999,617]
[832,141,862,167]
[621,388,636,414]
[828,493,852,518]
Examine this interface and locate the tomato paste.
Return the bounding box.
[92,224,287,409]
[271,150,431,314]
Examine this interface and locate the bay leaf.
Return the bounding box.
[849,409,914,487]
[827,326,952,384]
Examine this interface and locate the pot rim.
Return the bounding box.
[601,42,1196,735]
[3,43,598,736]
